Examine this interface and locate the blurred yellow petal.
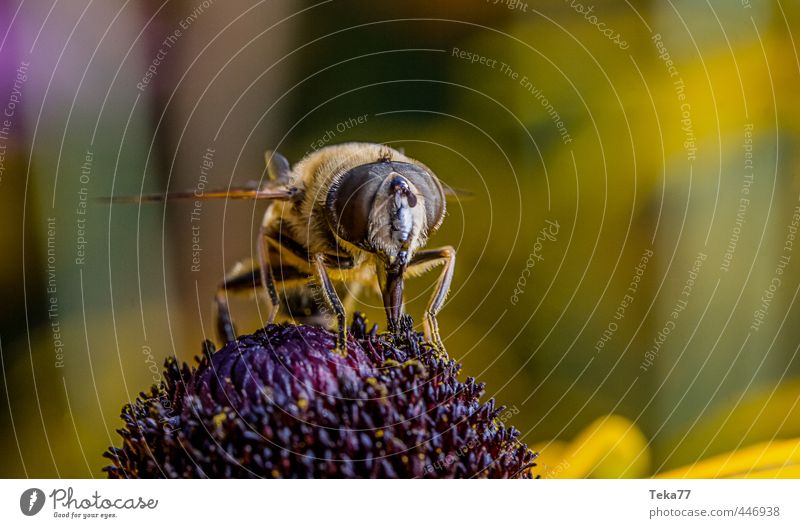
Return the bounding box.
[663,380,800,467]
[742,466,800,478]
[534,415,650,478]
[656,438,800,479]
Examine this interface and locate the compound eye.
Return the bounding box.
[391,162,445,232]
[325,164,383,247]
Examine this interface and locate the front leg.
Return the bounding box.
[407,246,456,351]
[313,253,347,355]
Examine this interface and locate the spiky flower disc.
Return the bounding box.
[104,315,537,478]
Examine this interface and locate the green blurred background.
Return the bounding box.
[2,0,800,477]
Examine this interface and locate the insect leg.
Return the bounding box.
[215,259,311,343]
[215,260,260,343]
[313,253,347,355]
[263,226,355,270]
[258,225,281,325]
[407,246,456,351]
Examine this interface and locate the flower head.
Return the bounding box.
[104,314,536,478]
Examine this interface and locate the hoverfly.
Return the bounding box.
[110,142,461,354]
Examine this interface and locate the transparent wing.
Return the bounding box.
[441,183,473,200]
[101,182,301,204]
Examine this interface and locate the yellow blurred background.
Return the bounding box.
[2,0,799,477]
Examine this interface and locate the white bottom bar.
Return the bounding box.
[2,479,796,527]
